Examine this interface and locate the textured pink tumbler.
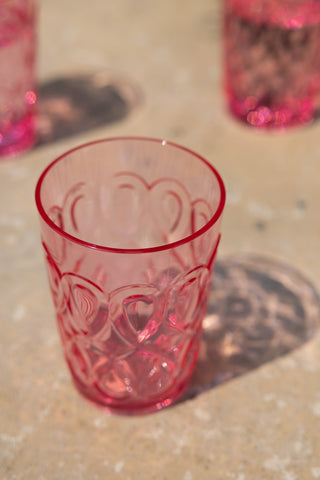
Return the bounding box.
[224,0,320,128]
[0,0,37,157]
[35,137,225,414]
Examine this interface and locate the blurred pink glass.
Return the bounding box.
[35,137,225,414]
[0,0,37,158]
[224,0,320,128]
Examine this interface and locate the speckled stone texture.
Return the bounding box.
[1,1,320,479]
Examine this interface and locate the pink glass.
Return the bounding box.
[0,0,37,158]
[35,137,225,414]
[224,0,320,128]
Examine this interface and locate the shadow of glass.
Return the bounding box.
[184,254,320,400]
[35,72,143,146]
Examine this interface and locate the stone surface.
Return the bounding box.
[1,0,320,478]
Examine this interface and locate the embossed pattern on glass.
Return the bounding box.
[35,137,225,414]
[224,0,320,127]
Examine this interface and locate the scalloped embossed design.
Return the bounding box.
[43,242,211,410]
[42,172,220,412]
[47,172,215,251]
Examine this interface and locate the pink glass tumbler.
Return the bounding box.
[0,0,37,158]
[35,137,226,414]
[224,0,320,128]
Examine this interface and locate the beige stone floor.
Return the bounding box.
[1,0,320,478]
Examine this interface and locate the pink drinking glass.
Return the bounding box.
[35,137,226,414]
[0,0,37,158]
[224,0,320,128]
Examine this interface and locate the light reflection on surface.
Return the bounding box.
[24,90,37,105]
[183,254,320,400]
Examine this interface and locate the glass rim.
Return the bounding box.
[35,136,226,254]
